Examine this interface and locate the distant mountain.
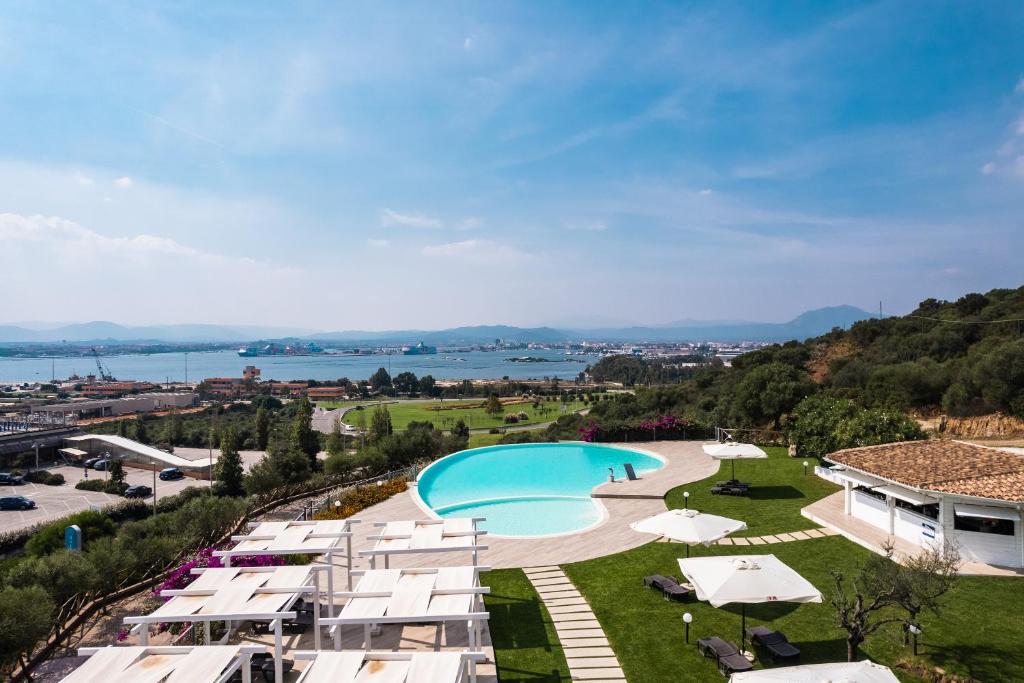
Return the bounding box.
[566,306,875,342]
[0,321,317,343]
[0,306,876,345]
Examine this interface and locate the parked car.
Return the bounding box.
[0,496,36,510]
[92,459,110,471]
[159,467,184,481]
[123,485,152,499]
[0,473,25,485]
[83,457,103,469]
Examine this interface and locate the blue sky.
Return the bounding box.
[1,1,1022,329]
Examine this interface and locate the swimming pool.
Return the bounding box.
[414,442,664,537]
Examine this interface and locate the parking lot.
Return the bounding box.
[0,464,201,533]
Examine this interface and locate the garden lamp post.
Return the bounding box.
[683,491,690,509]
[803,460,809,476]
[683,612,692,644]
[908,623,921,656]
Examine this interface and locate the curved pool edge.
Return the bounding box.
[410,441,665,540]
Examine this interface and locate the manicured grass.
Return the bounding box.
[664,446,840,536]
[468,431,508,449]
[564,536,1024,682]
[481,569,571,682]
[336,399,586,432]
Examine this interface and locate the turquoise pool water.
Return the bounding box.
[415,443,663,536]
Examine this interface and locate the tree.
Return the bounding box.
[254,406,270,450]
[269,445,312,484]
[831,546,909,661]
[0,586,54,670]
[164,410,183,447]
[107,458,126,486]
[893,542,960,644]
[7,550,98,606]
[116,418,128,438]
[393,371,419,395]
[369,405,393,442]
[326,419,346,457]
[85,537,135,613]
[243,455,284,495]
[452,419,470,439]
[788,395,860,457]
[484,394,504,416]
[369,367,392,393]
[731,362,814,428]
[214,426,245,497]
[290,397,320,470]
[134,414,148,444]
[419,375,437,397]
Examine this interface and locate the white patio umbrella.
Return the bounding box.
[702,442,767,481]
[631,509,747,557]
[729,660,899,683]
[678,554,822,649]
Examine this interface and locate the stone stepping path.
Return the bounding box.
[715,526,838,545]
[523,566,626,682]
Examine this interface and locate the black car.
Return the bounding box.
[0,496,36,510]
[92,459,110,471]
[159,467,184,481]
[123,485,152,499]
[83,457,103,469]
[0,473,24,485]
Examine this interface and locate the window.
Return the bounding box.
[853,485,886,502]
[894,498,939,520]
[954,515,1015,536]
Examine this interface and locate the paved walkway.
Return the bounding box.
[524,566,625,682]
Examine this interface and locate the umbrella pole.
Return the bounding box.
[741,604,746,651]
[686,544,690,558]
[732,458,736,481]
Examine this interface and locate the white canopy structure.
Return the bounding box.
[678,554,822,648]
[63,645,265,683]
[214,518,360,604]
[702,442,768,480]
[360,518,487,568]
[123,565,324,683]
[294,650,487,683]
[631,508,747,556]
[729,660,900,683]
[324,566,490,659]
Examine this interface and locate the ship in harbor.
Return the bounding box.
[402,341,437,355]
[238,341,323,357]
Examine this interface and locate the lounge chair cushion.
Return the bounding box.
[718,652,754,675]
[697,636,738,659]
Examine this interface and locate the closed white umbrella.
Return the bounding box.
[702,442,767,481]
[631,509,747,557]
[678,554,822,649]
[729,660,899,683]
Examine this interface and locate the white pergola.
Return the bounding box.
[123,565,323,683]
[293,650,487,683]
[63,645,266,683]
[323,565,490,681]
[360,518,487,569]
[214,518,360,605]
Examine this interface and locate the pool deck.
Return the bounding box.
[334,440,717,571]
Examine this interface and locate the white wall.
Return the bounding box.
[955,525,1021,568]
[893,507,941,548]
[851,491,890,530]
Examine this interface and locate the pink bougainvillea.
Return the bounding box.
[154,546,285,598]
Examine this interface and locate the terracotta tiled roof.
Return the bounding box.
[826,440,1024,503]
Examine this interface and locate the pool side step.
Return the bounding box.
[524,566,627,682]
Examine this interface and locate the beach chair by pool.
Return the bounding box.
[643,574,691,601]
[624,463,638,480]
[746,626,801,662]
[697,637,753,676]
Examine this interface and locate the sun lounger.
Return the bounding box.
[624,463,638,480]
[643,574,691,601]
[746,626,801,661]
[697,637,753,676]
[710,483,749,496]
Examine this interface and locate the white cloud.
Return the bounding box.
[380,208,443,229]
[367,238,389,247]
[463,36,476,51]
[698,188,713,196]
[421,239,530,264]
[1016,76,1024,93]
[981,161,997,175]
[76,175,94,186]
[457,216,482,230]
[115,176,134,188]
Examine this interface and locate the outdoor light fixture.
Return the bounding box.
[803,460,809,476]
[683,491,690,509]
[683,612,693,643]
[908,623,922,655]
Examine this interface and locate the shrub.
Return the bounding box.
[155,486,212,514]
[24,470,64,485]
[314,479,408,520]
[26,510,117,556]
[6,550,99,605]
[0,586,54,669]
[75,479,105,492]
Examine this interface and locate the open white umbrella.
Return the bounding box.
[702,442,767,481]
[729,660,899,683]
[678,554,822,649]
[631,509,747,557]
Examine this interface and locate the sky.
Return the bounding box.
[1,1,1023,330]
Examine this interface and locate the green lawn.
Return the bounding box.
[664,446,841,536]
[563,536,1024,682]
[481,569,571,682]
[333,399,586,432]
[469,431,508,449]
